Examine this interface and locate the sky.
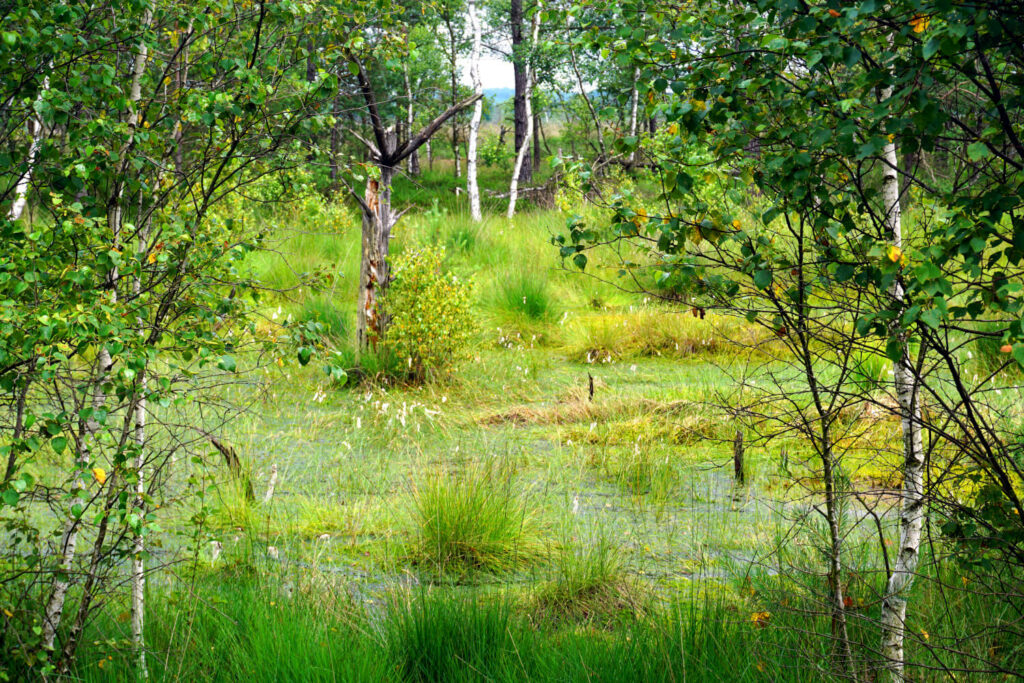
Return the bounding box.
[473,53,515,90]
[456,23,515,90]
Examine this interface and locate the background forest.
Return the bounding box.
[1,0,1023,680]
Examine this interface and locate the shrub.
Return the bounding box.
[407,467,542,575]
[386,246,474,382]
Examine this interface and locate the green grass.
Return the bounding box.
[490,267,556,321]
[74,571,828,683]
[533,529,644,627]
[36,175,1024,682]
[406,465,543,576]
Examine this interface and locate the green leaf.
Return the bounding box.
[753,269,772,289]
[51,436,67,454]
[967,142,990,161]
[217,355,237,372]
[885,338,903,363]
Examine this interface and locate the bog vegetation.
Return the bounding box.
[1,0,1023,681]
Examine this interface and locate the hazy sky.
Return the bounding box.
[457,24,515,90]
[473,53,515,89]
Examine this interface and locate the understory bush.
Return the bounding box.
[386,247,475,382]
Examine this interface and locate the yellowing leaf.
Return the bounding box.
[92,467,107,485]
[732,219,742,229]
[909,14,929,33]
[147,252,157,264]
[887,245,903,263]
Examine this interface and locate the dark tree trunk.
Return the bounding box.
[511,0,532,183]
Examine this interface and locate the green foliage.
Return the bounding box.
[407,467,542,575]
[534,531,642,626]
[492,268,555,321]
[294,295,350,342]
[847,350,890,395]
[386,247,475,382]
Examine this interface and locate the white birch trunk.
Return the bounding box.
[8,74,50,221]
[466,0,484,222]
[41,8,152,653]
[131,370,147,679]
[627,66,640,167]
[507,4,542,219]
[130,212,151,679]
[403,65,419,176]
[879,82,925,683]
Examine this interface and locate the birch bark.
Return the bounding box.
[41,6,152,653]
[627,66,640,167]
[878,82,925,682]
[466,0,484,222]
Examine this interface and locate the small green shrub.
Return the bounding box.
[407,467,542,575]
[386,246,475,382]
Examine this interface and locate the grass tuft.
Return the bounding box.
[407,466,542,575]
[533,532,645,627]
[491,267,556,321]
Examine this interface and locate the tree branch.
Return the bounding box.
[347,52,389,157]
[391,93,482,164]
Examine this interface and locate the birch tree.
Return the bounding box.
[876,62,925,683]
[41,5,153,653]
[466,0,484,221]
[0,0,338,674]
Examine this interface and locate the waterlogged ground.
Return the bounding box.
[190,342,887,609]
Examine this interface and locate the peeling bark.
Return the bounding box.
[878,81,925,683]
[8,74,49,222]
[627,66,640,168]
